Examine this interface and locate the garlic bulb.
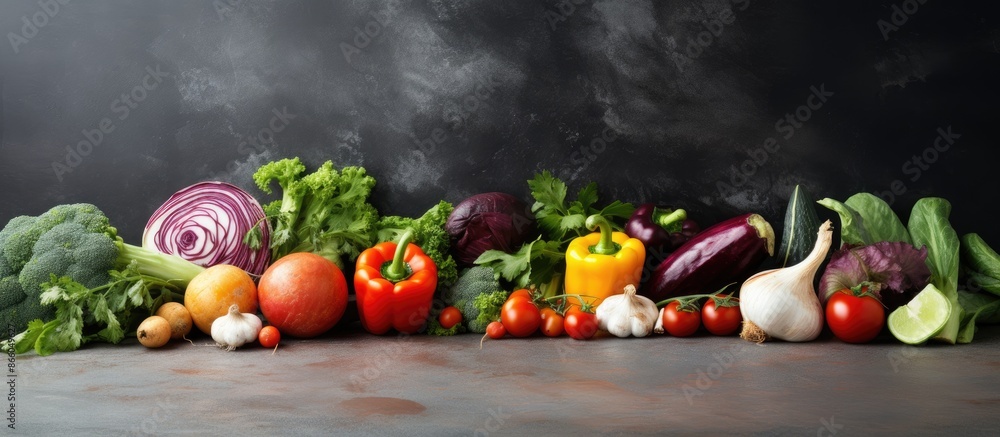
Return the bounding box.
[739,220,833,342]
[596,284,659,338]
[211,304,263,351]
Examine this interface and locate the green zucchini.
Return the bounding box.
[775,185,822,268]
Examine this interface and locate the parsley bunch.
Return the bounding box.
[475,171,634,298]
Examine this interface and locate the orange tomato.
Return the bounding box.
[184,265,258,335]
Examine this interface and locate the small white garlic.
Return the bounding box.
[211,304,263,351]
[739,220,834,342]
[596,284,660,338]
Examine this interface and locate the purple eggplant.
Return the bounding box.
[640,213,775,302]
[624,203,700,252]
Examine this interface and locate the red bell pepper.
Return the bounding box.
[354,229,438,335]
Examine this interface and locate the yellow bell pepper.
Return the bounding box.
[565,214,645,307]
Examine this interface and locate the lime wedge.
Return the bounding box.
[888,284,952,345]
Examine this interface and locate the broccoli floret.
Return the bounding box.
[377,201,458,289]
[467,291,509,333]
[425,317,465,336]
[444,266,508,333]
[1,203,205,339]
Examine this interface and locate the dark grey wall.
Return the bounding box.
[2,0,998,246]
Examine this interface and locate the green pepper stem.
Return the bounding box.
[653,208,687,232]
[384,228,415,281]
[586,214,618,255]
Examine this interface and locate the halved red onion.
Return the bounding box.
[143,181,271,276]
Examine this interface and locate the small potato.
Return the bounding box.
[137,316,172,348]
[155,302,193,340]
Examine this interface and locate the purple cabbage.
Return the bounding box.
[445,192,537,267]
[818,241,931,311]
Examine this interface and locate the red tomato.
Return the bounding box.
[540,307,558,320]
[661,301,701,337]
[501,298,541,337]
[258,326,280,348]
[508,288,533,303]
[702,297,742,336]
[540,308,564,337]
[563,309,599,340]
[486,321,506,339]
[258,253,349,338]
[826,289,885,343]
[438,306,463,329]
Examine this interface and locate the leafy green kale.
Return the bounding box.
[248,158,379,269]
[376,200,458,289]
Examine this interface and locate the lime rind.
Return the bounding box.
[887,284,952,345]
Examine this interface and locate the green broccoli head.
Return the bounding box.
[18,223,117,295]
[0,204,118,333]
[444,266,499,305]
[1,275,48,336]
[444,266,507,333]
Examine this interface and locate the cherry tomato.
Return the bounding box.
[701,297,742,336]
[486,321,506,339]
[563,309,599,340]
[540,307,558,320]
[501,297,541,337]
[539,308,565,337]
[661,301,701,337]
[258,325,281,348]
[826,288,885,343]
[508,288,533,303]
[438,306,463,329]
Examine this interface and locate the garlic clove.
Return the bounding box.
[596,284,659,338]
[211,304,263,351]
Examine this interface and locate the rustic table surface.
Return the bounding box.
[9,325,1000,436]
